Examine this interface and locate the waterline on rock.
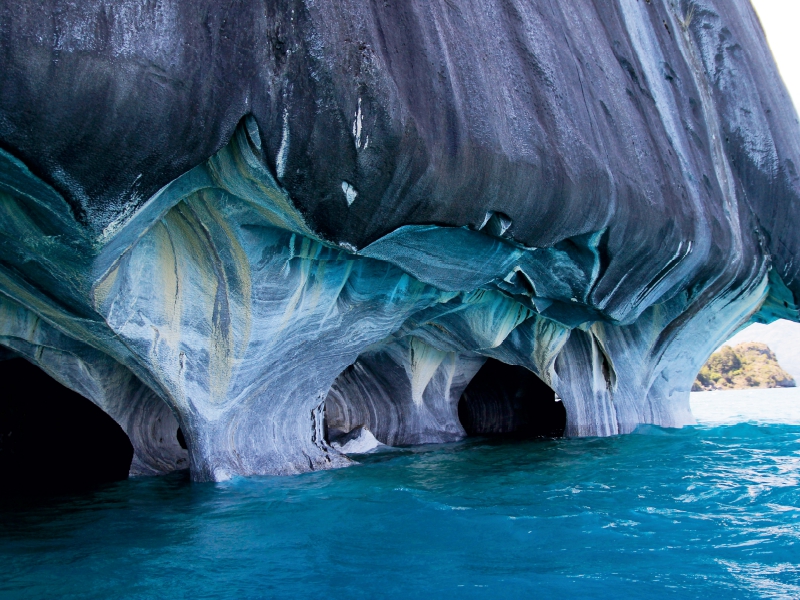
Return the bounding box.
[2,424,800,598]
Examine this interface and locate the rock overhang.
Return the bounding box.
[0,0,798,481]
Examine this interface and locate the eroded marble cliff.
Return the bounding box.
[0,0,798,481]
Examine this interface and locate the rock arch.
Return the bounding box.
[458,359,566,438]
[0,357,133,493]
[0,296,188,478]
[0,0,798,482]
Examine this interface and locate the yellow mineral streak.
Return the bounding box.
[92,263,119,311]
[196,192,253,362]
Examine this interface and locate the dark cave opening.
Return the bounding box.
[0,357,133,496]
[177,427,187,450]
[458,358,566,438]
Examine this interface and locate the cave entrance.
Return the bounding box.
[0,357,134,496]
[458,358,566,438]
[690,318,800,425]
[694,318,800,392]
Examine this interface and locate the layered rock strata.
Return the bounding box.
[0,0,798,480]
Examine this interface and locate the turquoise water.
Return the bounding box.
[2,415,800,599]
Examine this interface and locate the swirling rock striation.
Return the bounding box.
[0,0,799,480]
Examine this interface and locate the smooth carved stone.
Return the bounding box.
[0,0,798,481]
[326,336,486,446]
[330,427,384,455]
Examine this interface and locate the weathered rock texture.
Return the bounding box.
[0,0,799,480]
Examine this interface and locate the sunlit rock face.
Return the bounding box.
[0,0,799,481]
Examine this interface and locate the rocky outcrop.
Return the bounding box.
[0,0,799,481]
[721,320,800,383]
[693,342,796,391]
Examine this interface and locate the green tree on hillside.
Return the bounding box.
[693,343,795,391]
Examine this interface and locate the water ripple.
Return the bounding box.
[1,423,799,598]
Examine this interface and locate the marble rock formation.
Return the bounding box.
[0,0,799,481]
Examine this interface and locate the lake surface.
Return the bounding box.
[691,387,800,426]
[2,389,799,599]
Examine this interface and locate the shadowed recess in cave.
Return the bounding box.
[458,359,566,438]
[0,358,133,495]
[0,0,797,481]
